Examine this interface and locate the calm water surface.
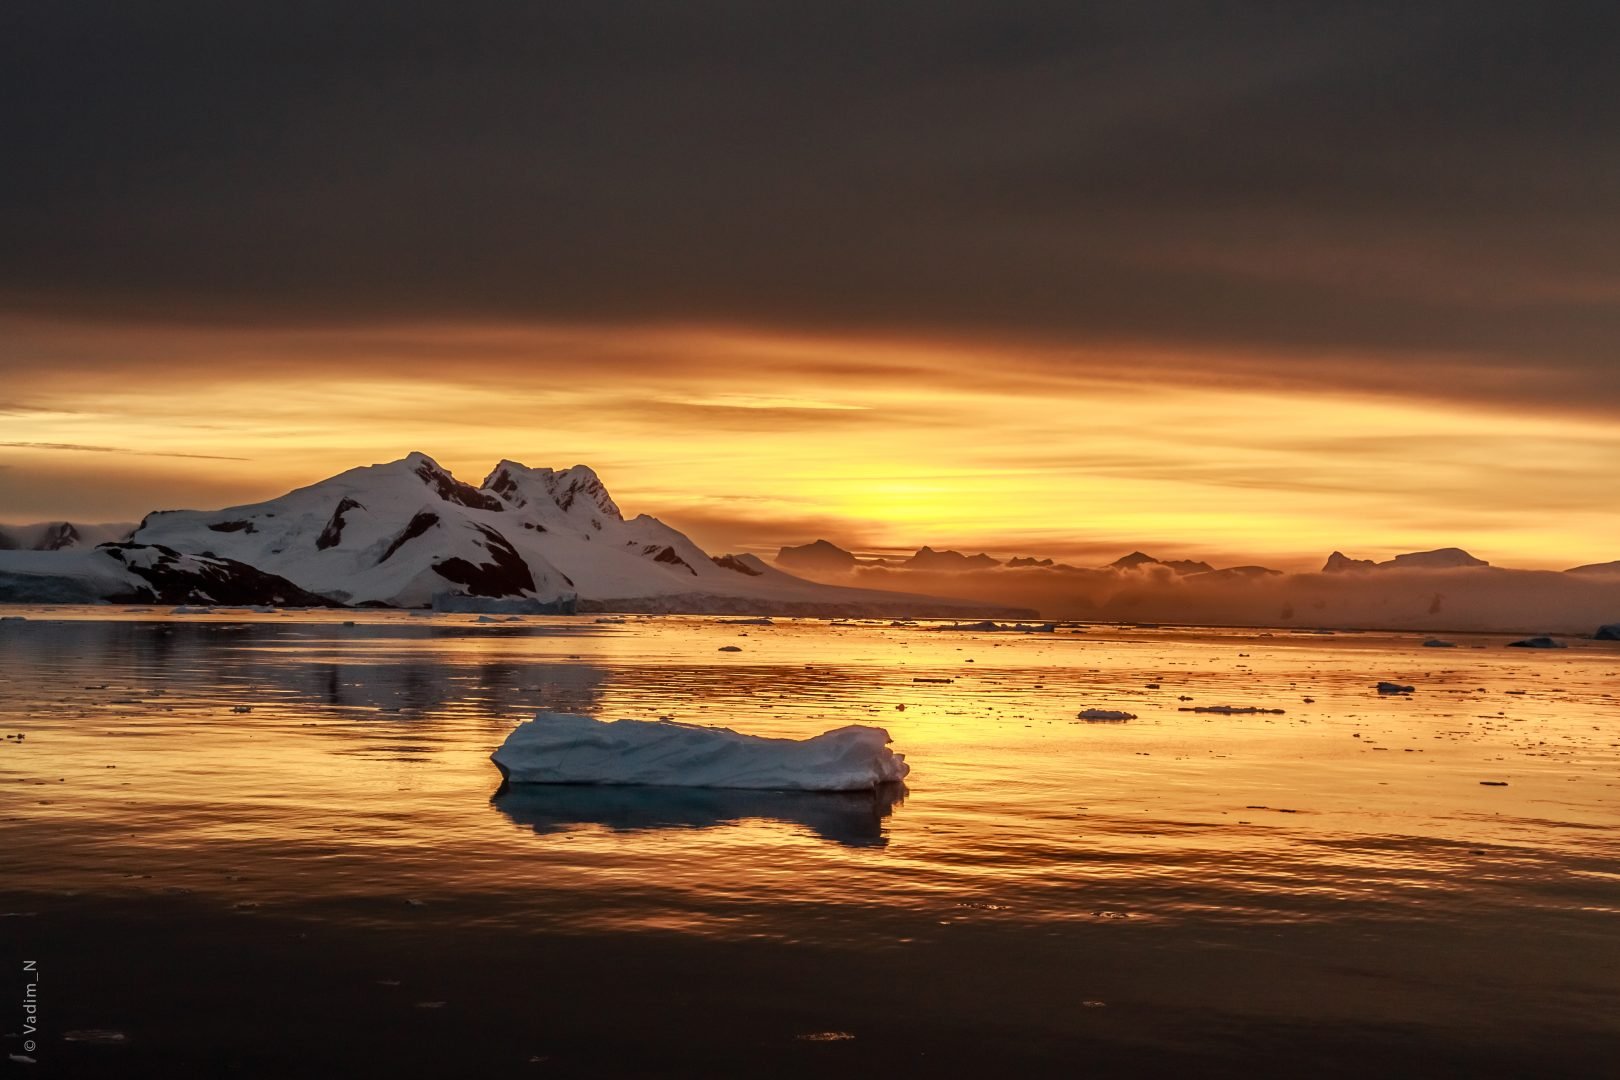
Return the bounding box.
[3,610,1618,1075]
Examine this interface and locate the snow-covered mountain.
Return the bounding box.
[0,453,1030,615]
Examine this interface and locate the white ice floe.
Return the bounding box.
[1422,638,1458,648]
[491,712,909,792]
[1376,681,1415,694]
[1507,636,1566,648]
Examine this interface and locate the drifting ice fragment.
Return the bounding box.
[1077,709,1137,722]
[492,712,910,792]
[1376,682,1415,694]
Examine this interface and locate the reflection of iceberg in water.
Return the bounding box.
[492,782,907,848]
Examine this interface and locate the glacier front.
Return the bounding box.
[491,712,910,792]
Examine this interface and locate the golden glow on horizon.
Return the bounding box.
[1,320,1617,569]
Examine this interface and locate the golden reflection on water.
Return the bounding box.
[3,610,1619,941]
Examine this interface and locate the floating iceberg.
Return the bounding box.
[491,712,910,792]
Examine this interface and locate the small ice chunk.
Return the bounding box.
[1376,682,1415,694]
[1506,636,1566,648]
[1422,639,1457,648]
[492,712,909,792]
[1077,709,1137,722]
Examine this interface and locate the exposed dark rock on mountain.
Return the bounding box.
[100,543,334,606]
[380,511,441,564]
[432,525,536,597]
[316,497,365,550]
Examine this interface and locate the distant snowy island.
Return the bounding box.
[0,453,1031,617]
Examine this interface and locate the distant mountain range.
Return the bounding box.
[776,539,1613,579]
[769,540,1620,633]
[0,454,1029,616]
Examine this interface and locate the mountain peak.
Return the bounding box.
[481,461,621,520]
[1385,547,1488,570]
[1324,547,1489,572]
[404,455,504,511]
[1566,559,1620,575]
[905,547,1001,571]
[776,539,858,573]
[1322,550,1377,573]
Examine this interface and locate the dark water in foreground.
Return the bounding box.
[2,610,1618,1076]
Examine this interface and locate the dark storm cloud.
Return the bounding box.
[3,2,1618,402]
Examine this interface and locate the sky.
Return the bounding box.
[2,2,1617,570]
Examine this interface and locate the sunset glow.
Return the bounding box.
[3,319,1616,569]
